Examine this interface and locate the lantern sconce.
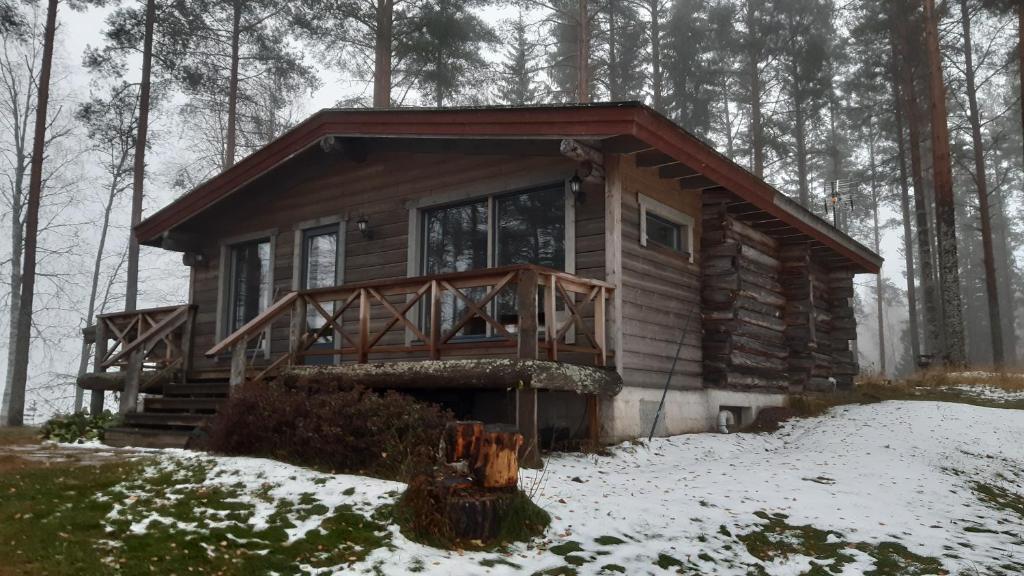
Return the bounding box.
[357,214,373,240]
[569,173,585,204]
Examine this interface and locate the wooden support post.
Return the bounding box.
[358,288,370,363]
[90,319,109,414]
[229,341,247,388]
[118,348,145,415]
[586,394,600,448]
[595,286,607,366]
[517,387,541,469]
[429,280,441,360]
[517,269,538,360]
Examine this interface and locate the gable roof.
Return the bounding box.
[137,102,881,273]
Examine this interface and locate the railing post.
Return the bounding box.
[517,269,538,360]
[118,347,145,415]
[179,306,195,384]
[358,288,370,363]
[289,295,307,365]
[545,274,558,361]
[229,341,247,388]
[90,319,108,415]
[595,286,607,367]
[429,281,441,360]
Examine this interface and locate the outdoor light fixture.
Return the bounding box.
[357,215,373,239]
[569,173,585,204]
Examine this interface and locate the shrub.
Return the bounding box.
[40,411,116,444]
[204,373,452,482]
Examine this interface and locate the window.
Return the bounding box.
[227,238,272,334]
[301,225,340,357]
[419,184,570,338]
[639,193,695,262]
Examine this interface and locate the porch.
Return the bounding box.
[78,265,620,456]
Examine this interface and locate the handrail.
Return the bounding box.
[206,292,299,357]
[206,265,615,387]
[102,305,190,368]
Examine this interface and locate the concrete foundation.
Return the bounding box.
[598,386,789,443]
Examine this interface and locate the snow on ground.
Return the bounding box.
[111,401,1024,575]
[944,384,1024,402]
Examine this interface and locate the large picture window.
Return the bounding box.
[420,184,569,337]
[228,238,272,334]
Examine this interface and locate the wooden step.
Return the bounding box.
[143,397,224,412]
[163,382,230,397]
[105,427,193,449]
[123,412,208,429]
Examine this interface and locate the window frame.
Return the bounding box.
[291,216,347,365]
[638,192,695,263]
[216,229,277,358]
[406,180,577,343]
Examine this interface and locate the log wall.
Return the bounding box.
[701,199,860,393]
[701,199,788,391]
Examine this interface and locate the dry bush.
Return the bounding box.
[204,374,452,482]
[906,368,1024,391]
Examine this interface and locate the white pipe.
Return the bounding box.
[718,410,736,434]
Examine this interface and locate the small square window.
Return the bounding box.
[646,212,686,252]
[639,193,695,261]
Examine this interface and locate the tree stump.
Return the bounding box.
[433,421,527,541]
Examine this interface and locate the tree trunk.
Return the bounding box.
[607,0,618,100]
[224,0,242,169]
[893,74,922,370]
[896,21,941,361]
[577,0,590,103]
[960,0,1003,368]
[125,0,155,314]
[649,0,662,111]
[869,119,886,376]
[922,0,965,366]
[74,155,124,412]
[794,100,809,207]
[747,2,764,177]
[5,0,57,426]
[373,0,393,108]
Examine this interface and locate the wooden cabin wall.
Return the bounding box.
[701,199,788,391]
[616,156,703,390]
[183,147,600,372]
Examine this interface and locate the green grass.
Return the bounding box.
[734,511,945,576]
[0,457,391,576]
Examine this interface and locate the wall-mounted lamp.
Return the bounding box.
[569,173,585,204]
[356,215,373,240]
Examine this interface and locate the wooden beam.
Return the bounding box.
[516,269,539,360]
[517,388,541,469]
[635,150,676,168]
[678,175,717,190]
[600,135,652,154]
[658,163,699,180]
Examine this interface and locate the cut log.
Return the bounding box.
[472,427,523,489]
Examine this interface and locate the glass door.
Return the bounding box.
[302,225,339,364]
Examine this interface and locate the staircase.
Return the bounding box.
[105,376,229,449]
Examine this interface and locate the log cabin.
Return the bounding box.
[78,102,882,453]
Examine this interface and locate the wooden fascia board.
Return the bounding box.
[136,107,637,245]
[630,112,882,274]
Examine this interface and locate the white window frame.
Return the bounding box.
[638,192,695,263]
[216,228,278,359]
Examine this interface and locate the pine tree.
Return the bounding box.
[663,0,715,135]
[495,14,540,105]
[593,0,645,100]
[397,0,497,106]
[922,0,967,366]
[776,0,834,207]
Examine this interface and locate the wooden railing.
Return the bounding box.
[206,265,614,387]
[85,304,196,413]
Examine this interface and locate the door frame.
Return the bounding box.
[292,216,347,364]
